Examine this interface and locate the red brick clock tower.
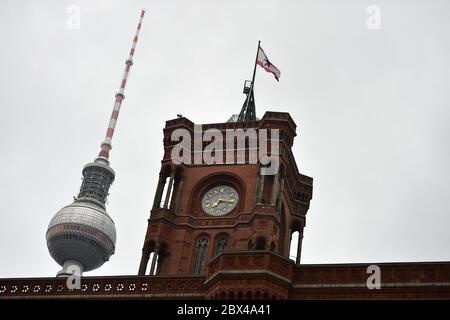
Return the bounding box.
[138,111,313,284]
[2,110,450,300]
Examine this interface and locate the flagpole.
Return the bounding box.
[249,40,261,93]
[242,40,260,119]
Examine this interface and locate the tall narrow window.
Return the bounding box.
[160,176,169,207]
[193,236,209,274]
[289,231,299,261]
[147,251,159,275]
[215,235,228,255]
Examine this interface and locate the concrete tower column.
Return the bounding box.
[56,260,84,278]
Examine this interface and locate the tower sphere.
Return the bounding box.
[46,200,116,273]
[46,159,117,275]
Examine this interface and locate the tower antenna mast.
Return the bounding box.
[98,9,146,163]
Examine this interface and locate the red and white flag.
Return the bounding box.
[257,46,281,81]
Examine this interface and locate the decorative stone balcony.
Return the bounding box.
[204,250,295,299]
[1,251,449,299]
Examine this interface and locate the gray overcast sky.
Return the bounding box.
[0,0,449,278]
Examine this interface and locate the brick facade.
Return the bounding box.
[1,112,449,300]
[1,254,449,299]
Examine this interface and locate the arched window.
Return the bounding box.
[146,251,158,275]
[289,231,299,261]
[215,235,228,255]
[255,237,266,250]
[193,236,209,274]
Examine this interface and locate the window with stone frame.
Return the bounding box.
[215,234,229,255]
[193,236,209,274]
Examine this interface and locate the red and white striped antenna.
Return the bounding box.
[97,9,146,163]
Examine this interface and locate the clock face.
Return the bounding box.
[201,185,239,216]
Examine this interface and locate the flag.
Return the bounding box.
[256,46,281,81]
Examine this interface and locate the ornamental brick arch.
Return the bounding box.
[289,219,305,265]
[187,172,247,217]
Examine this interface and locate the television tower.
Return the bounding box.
[46,10,145,276]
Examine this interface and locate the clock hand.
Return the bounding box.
[212,198,230,208]
[211,199,221,208]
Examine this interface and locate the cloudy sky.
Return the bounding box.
[0,0,449,278]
